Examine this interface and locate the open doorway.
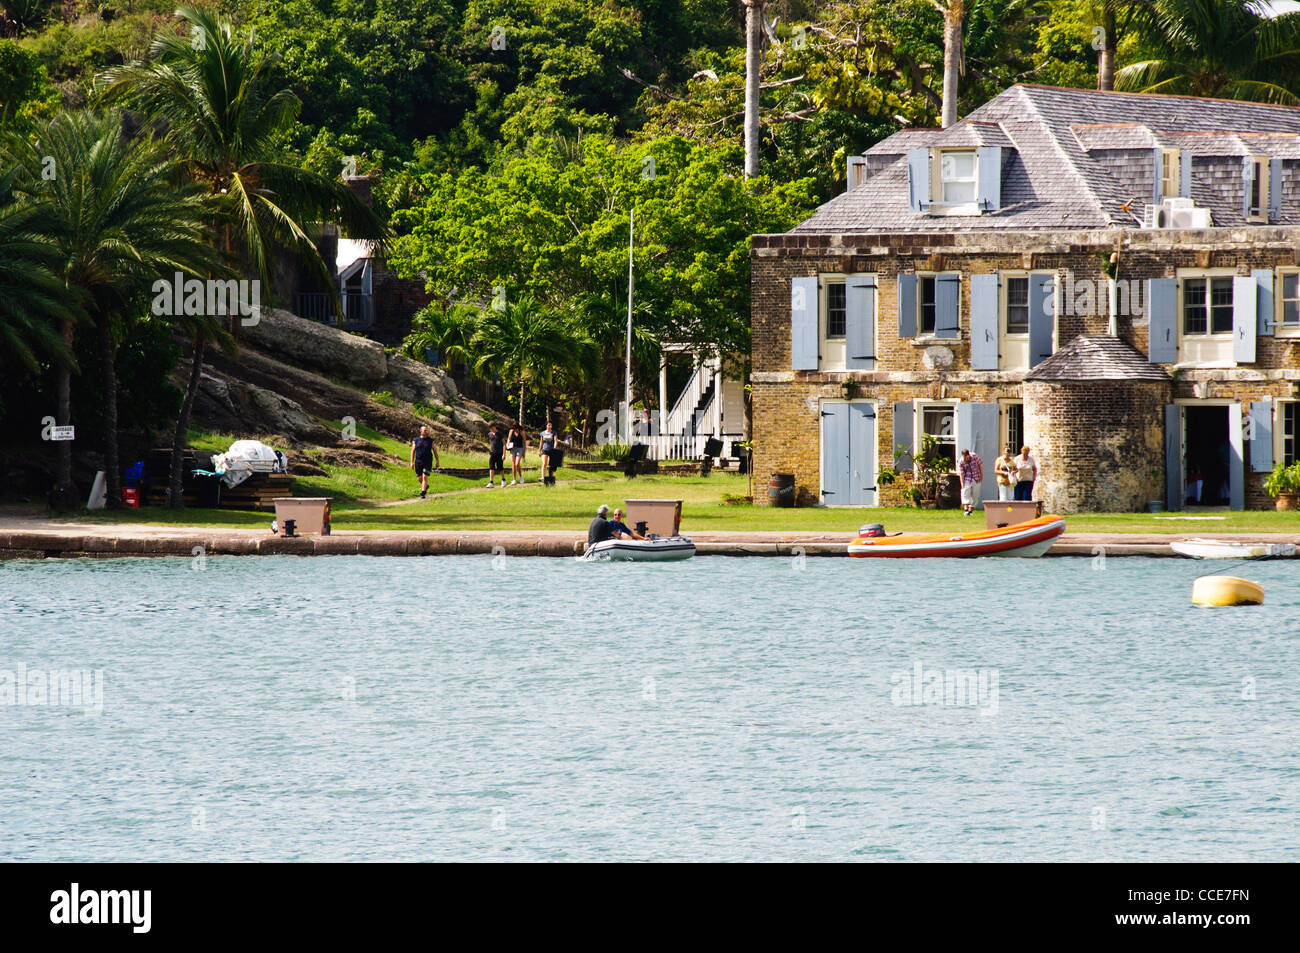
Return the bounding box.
[1183,405,1230,506]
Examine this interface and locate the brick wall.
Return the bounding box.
[752,227,1300,510]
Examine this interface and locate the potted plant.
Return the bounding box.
[911,433,955,508]
[1264,461,1300,510]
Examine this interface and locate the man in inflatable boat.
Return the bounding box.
[587,504,649,545]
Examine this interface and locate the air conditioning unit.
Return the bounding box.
[1169,207,1212,229]
[1142,204,1168,229]
[1163,197,1194,211]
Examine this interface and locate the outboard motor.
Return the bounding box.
[858,523,886,538]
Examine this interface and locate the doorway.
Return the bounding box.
[1183,405,1230,506]
[820,401,877,506]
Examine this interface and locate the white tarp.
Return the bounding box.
[212,440,287,488]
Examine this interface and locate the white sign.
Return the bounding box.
[50,426,75,441]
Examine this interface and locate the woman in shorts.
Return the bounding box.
[506,424,527,485]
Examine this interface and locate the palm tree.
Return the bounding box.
[0,172,81,507]
[404,301,481,368]
[934,0,969,128]
[472,297,582,426]
[2,110,221,510]
[743,0,765,177]
[1092,1,1155,91]
[1116,0,1300,103]
[97,6,387,507]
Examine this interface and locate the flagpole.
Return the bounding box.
[625,208,634,443]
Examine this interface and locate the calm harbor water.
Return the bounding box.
[1,553,1296,862]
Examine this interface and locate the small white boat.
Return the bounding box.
[1170,539,1296,560]
[580,536,696,561]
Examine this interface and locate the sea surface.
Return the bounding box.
[1,553,1296,862]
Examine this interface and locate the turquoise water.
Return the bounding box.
[1,554,1296,862]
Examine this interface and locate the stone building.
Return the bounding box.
[750,85,1300,512]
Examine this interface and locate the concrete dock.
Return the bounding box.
[2,517,1298,559]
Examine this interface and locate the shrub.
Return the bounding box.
[369,390,396,407]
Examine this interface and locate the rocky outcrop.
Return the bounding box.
[245,307,388,384]
[195,373,338,446]
[385,353,458,406]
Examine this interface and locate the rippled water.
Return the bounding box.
[1,553,1296,862]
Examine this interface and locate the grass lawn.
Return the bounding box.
[41,466,1300,535]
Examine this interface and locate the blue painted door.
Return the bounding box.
[821,402,877,505]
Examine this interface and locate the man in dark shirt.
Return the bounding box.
[607,507,648,540]
[486,423,505,487]
[409,425,440,499]
[588,504,615,546]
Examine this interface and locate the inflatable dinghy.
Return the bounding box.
[581,536,696,562]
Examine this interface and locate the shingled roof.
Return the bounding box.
[1024,334,1172,382]
[793,84,1300,233]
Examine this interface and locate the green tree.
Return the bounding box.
[97,7,386,506]
[471,296,583,424]
[2,109,220,510]
[1117,0,1300,103]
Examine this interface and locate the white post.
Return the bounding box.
[712,359,722,439]
[658,356,668,459]
[1107,277,1118,336]
[625,209,634,443]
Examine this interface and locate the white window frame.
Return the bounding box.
[1160,148,1180,201]
[929,148,979,214]
[916,400,958,475]
[1247,157,1270,222]
[1000,399,1024,456]
[1002,272,1031,337]
[1278,399,1298,466]
[819,275,847,371]
[1276,269,1300,337]
[1178,270,1235,340]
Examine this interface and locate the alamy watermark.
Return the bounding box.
[1,664,104,714]
[151,271,260,326]
[890,662,999,716]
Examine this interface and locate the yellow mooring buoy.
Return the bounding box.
[1191,575,1265,607]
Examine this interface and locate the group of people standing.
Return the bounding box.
[957,444,1040,515]
[486,421,565,487]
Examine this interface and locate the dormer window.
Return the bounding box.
[1159,149,1180,200]
[906,145,1002,214]
[1242,155,1276,222]
[938,150,977,205]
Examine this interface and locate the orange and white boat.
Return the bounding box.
[847,514,1066,558]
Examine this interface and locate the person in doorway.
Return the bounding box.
[538,420,557,484]
[409,425,441,499]
[486,423,505,488]
[607,507,648,540]
[1014,445,1038,501]
[958,448,984,516]
[588,504,616,547]
[506,424,527,485]
[995,446,1017,502]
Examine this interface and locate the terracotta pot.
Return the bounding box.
[1275,492,1298,511]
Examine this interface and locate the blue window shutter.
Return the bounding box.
[1228,404,1245,510]
[957,402,999,508]
[845,275,876,369]
[1250,399,1274,473]
[907,148,930,212]
[976,147,1001,211]
[1028,273,1054,367]
[1153,149,1163,203]
[1255,268,1274,337]
[1180,150,1193,198]
[1270,157,1283,221]
[892,402,914,470]
[790,276,819,370]
[935,272,960,338]
[1242,156,1254,219]
[969,274,998,370]
[1165,404,1182,511]
[1233,274,1256,364]
[897,273,917,338]
[848,403,877,506]
[1148,278,1178,363]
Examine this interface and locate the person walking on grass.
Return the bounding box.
[538,420,557,485]
[410,425,441,499]
[1014,445,1038,501]
[506,424,527,485]
[486,423,505,488]
[958,447,983,516]
[995,445,1017,502]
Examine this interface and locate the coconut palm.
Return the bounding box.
[97,6,387,506]
[0,172,81,507]
[1116,0,1300,103]
[1091,1,1155,91]
[404,301,482,368]
[2,110,221,510]
[934,0,969,127]
[472,297,583,426]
